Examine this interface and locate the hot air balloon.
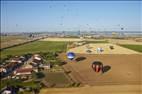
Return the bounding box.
[121,27,124,30]
[67,52,75,60]
[92,61,103,73]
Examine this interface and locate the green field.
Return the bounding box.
[1,41,68,59]
[120,45,142,52]
[0,79,37,90]
[43,72,71,87]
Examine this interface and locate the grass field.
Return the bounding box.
[120,45,142,52]
[43,72,71,87]
[0,79,37,90]
[44,72,70,84]
[0,41,68,59]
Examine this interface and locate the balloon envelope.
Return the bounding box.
[67,52,75,60]
[92,61,103,73]
[121,28,124,30]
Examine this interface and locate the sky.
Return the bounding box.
[1,1,142,32]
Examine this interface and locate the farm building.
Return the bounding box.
[13,68,35,80]
[39,64,51,70]
[31,54,43,66]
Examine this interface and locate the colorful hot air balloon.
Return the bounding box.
[92,61,103,73]
[67,52,75,60]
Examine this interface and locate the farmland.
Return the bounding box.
[0,79,37,90]
[120,45,142,52]
[40,85,142,94]
[67,43,140,54]
[59,53,142,86]
[42,71,72,87]
[1,37,142,94]
[0,35,31,49]
[0,41,68,59]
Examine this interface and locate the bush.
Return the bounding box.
[36,72,45,79]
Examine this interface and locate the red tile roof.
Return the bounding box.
[16,68,33,73]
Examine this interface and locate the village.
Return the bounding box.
[0,52,72,94]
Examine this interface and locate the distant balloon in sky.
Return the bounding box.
[67,52,75,60]
[64,5,66,7]
[16,24,18,27]
[121,28,124,30]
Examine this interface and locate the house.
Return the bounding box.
[32,54,42,63]
[0,67,7,77]
[5,56,24,69]
[15,68,33,75]
[1,90,11,94]
[13,68,33,80]
[0,67,7,73]
[7,56,25,64]
[39,64,51,70]
[31,54,43,67]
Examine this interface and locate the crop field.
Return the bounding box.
[0,79,37,90]
[43,72,71,87]
[0,41,68,59]
[41,38,108,42]
[59,53,142,86]
[120,45,142,52]
[109,39,142,45]
[0,35,30,49]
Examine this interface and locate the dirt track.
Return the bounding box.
[59,53,142,86]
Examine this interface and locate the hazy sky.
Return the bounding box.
[1,1,141,32]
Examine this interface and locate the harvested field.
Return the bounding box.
[109,39,142,45]
[67,43,140,54]
[41,38,107,42]
[41,38,82,41]
[0,35,30,49]
[59,53,142,86]
[40,85,142,94]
